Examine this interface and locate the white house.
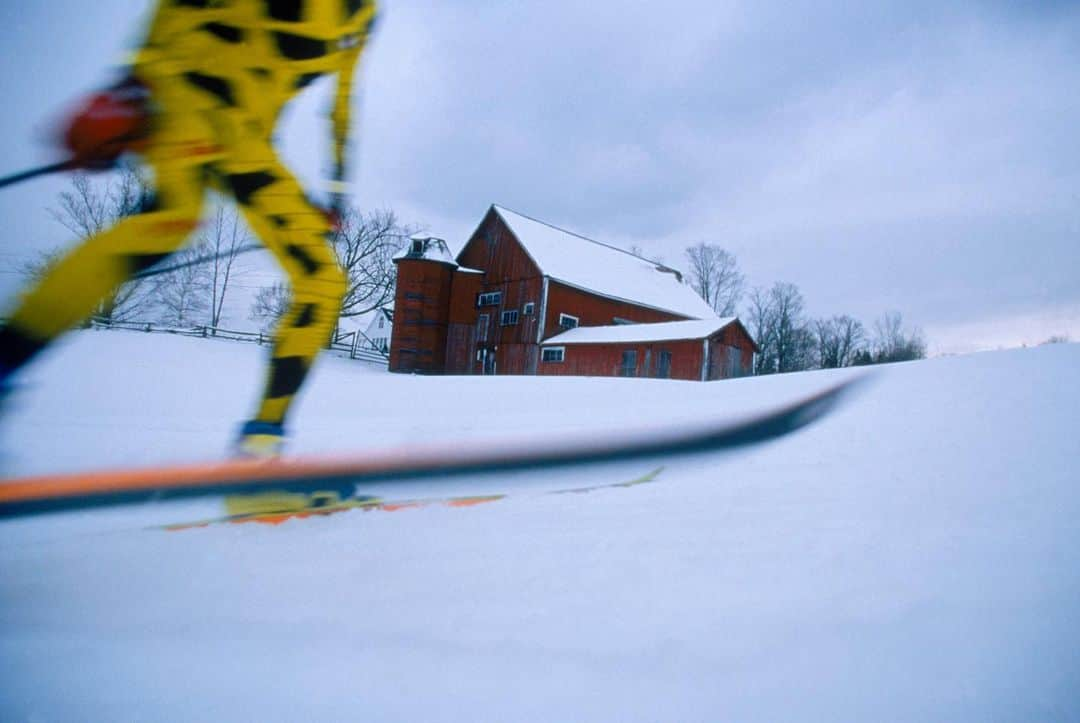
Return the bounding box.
[362,307,393,353]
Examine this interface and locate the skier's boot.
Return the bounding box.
[235,420,286,459]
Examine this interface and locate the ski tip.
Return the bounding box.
[721,372,872,447]
[787,373,872,426]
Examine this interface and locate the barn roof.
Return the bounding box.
[486,206,718,320]
[545,318,744,345]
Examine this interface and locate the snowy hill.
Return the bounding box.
[1,331,1079,721]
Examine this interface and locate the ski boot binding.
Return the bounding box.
[235,420,286,460]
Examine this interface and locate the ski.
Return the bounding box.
[162,468,665,531]
[0,377,861,520]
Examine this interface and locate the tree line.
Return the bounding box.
[684,242,927,373]
[21,163,412,337]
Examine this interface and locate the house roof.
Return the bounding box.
[484,206,718,320]
[545,318,744,345]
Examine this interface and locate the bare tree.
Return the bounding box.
[17,248,65,284]
[332,208,412,323]
[746,282,815,374]
[147,201,254,329]
[746,286,777,375]
[47,162,155,323]
[250,282,291,333]
[786,324,818,372]
[50,175,111,240]
[153,244,211,326]
[685,243,744,316]
[872,311,926,363]
[201,203,251,330]
[770,282,813,373]
[248,208,412,340]
[815,315,866,368]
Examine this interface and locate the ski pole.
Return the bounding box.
[0,160,75,190]
[132,243,263,280]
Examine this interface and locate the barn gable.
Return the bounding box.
[456,207,543,285]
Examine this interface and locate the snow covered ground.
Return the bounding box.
[1,330,1079,721]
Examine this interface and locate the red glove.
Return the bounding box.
[324,161,348,233]
[62,77,152,169]
[325,193,346,233]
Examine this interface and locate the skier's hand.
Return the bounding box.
[327,192,346,233]
[62,76,153,170]
[324,168,348,233]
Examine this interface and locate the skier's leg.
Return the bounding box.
[223,140,346,449]
[0,157,207,377]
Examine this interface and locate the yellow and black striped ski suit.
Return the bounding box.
[1,0,377,427]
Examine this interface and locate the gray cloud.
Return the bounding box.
[353,1,1080,350]
[1,1,1077,352]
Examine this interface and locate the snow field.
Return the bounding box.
[1,331,1079,721]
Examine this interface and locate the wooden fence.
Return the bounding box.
[88,318,390,365]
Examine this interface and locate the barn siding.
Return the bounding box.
[444,270,483,374]
[705,323,756,379]
[538,339,705,380]
[487,277,545,348]
[457,211,542,286]
[447,271,483,325]
[543,281,688,341]
[388,258,456,374]
[444,323,476,374]
[539,323,757,381]
[453,211,547,374]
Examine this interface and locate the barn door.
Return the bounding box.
[727,347,743,377]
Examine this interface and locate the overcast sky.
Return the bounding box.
[1,0,1078,354]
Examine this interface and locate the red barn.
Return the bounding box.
[389,205,758,380]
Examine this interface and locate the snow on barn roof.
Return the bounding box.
[488,206,718,320]
[545,318,739,345]
[394,235,456,264]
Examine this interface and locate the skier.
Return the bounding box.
[0,0,378,457]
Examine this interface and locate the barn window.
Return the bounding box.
[656,350,672,379]
[542,347,565,363]
[558,313,579,330]
[501,310,519,326]
[477,291,502,307]
[612,317,635,325]
[620,350,638,377]
[476,314,489,341]
[523,302,535,316]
